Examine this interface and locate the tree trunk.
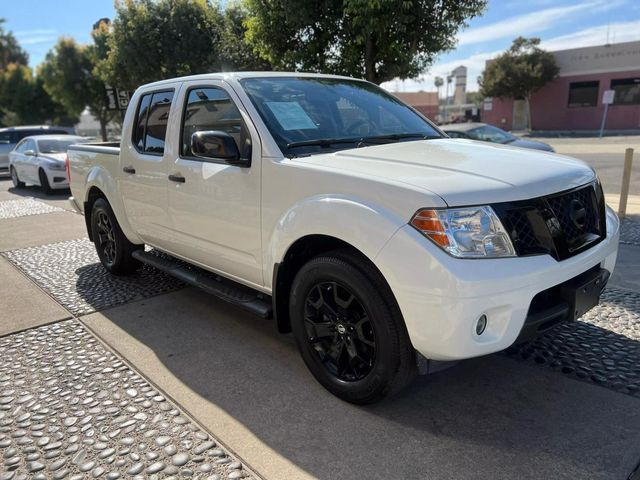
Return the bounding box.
[99,116,108,142]
[364,34,377,83]
[526,95,533,132]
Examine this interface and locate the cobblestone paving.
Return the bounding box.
[507,288,640,397]
[620,217,640,246]
[0,320,256,480]
[0,198,62,220]
[2,239,184,316]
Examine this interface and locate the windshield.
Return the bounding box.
[37,139,79,154]
[240,77,442,156]
[467,125,515,144]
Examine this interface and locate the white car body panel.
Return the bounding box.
[68,72,620,362]
[9,135,85,190]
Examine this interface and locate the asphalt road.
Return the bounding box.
[567,152,640,195]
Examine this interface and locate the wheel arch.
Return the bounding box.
[83,166,142,245]
[272,234,404,335]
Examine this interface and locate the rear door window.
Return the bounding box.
[133,93,152,151]
[145,91,174,154]
[132,91,174,154]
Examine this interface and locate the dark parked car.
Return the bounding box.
[442,123,554,152]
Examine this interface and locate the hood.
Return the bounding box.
[293,138,595,206]
[40,152,67,162]
[507,138,555,152]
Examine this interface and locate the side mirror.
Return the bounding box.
[24,149,36,156]
[190,131,249,167]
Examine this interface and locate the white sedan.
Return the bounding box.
[9,135,87,193]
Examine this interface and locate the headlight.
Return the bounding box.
[411,206,516,258]
[44,160,65,170]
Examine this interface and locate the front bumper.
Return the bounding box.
[375,205,620,361]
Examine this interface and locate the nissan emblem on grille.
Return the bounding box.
[569,199,588,230]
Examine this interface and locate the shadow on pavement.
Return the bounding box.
[5,183,71,199]
[77,279,640,480]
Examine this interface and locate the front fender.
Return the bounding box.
[265,194,407,289]
[85,165,143,245]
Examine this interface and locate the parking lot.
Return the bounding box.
[1,143,640,479]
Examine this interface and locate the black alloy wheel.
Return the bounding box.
[304,281,376,381]
[290,250,416,404]
[10,167,24,188]
[38,168,53,194]
[95,209,117,267]
[90,198,142,275]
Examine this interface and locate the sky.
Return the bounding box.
[2,0,640,95]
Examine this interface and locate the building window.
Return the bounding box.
[611,78,640,105]
[568,81,599,107]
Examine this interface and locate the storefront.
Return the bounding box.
[482,40,640,132]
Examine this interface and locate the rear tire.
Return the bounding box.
[90,198,142,275]
[38,168,53,194]
[289,250,416,404]
[10,167,24,188]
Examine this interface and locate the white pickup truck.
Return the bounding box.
[68,72,619,404]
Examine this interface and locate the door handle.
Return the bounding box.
[168,174,186,183]
[122,166,136,174]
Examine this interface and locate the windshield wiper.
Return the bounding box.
[361,133,441,144]
[286,133,439,150]
[286,137,363,149]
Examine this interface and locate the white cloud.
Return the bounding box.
[457,1,604,46]
[383,18,640,95]
[13,29,58,46]
[541,20,640,50]
[13,29,57,37]
[382,50,501,94]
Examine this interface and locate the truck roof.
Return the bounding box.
[139,71,364,90]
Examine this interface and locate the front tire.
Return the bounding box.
[10,167,24,188]
[38,168,53,194]
[90,198,142,275]
[289,250,416,404]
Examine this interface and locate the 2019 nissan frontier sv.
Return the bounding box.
[67,72,619,404]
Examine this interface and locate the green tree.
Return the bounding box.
[219,2,271,71]
[245,0,486,85]
[0,63,72,126]
[0,18,29,70]
[479,37,559,130]
[39,36,115,140]
[101,0,227,90]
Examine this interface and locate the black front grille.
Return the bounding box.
[493,182,606,261]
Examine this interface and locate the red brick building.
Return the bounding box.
[482,40,640,132]
[391,91,439,122]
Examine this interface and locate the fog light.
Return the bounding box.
[476,315,487,335]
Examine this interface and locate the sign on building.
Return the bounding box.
[483,98,493,111]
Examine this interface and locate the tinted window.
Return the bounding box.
[145,91,174,154]
[181,87,249,159]
[241,77,441,156]
[0,132,11,145]
[14,140,27,152]
[446,131,466,139]
[133,93,152,151]
[467,125,514,143]
[611,78,640,105]
[37,139,79,153]
[568,81,599,107]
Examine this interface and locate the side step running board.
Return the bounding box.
[132,250,272,318]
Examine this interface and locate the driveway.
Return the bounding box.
[0,176,639,480]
